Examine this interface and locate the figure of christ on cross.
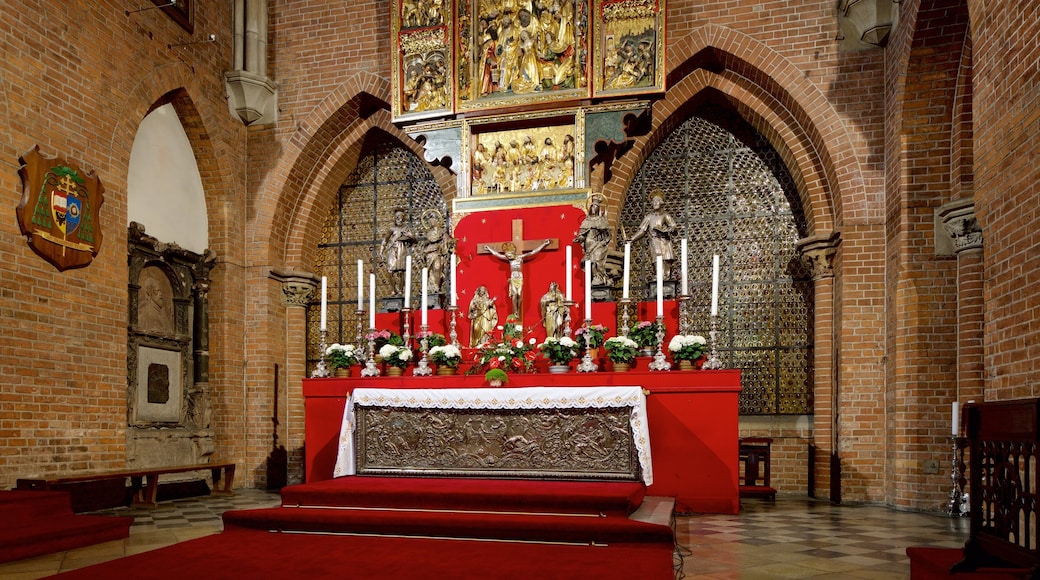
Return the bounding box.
[478,219,559,321]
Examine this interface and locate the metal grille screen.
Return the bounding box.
[620,112,813,415]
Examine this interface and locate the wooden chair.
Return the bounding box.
[738,437,776,500]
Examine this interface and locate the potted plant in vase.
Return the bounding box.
[538,336,578,373]
[603,336,638,372]
[429,344,462,375]
[630,320,662,356]
[668,334,708,370]
[325,343,359,377]
[485,368,508,387]
[379,343,413,376]
[574,323,608,358]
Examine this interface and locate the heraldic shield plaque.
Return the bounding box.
[17,145,104,271]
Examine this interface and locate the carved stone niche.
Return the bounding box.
[127,222,216,469]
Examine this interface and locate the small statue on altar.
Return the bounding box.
[468,285,498,347]
[627,189,678,280]
[379,208,417,296]
[483,238,552,319]
[573,194,612,286]
[539,281,567,339]
[419,209,455,293]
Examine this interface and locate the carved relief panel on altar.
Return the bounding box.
[392,0,456,122]
[456,0,591,114]
[592,0,665,98]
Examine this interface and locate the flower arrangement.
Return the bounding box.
[468,321,538,375]
[378,343,413,368]
[538,336,579,365]
[574,323,609,350]
[668,334,708,362]
[485,368,508,386]
[325,343,359,369]
[428,344,462,368]
[603,336,638,364]
[630,320,663,349]
[366,329,403,352]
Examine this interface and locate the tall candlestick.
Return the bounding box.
[404,256,412,308]
[622,242,631,299]
[450,253,458,307]
[711,254,720,316]
[421,267,429,326]
[319,276,327,331]
[368,273,376,329]
[680,238,689,295]
[952,402,960,435]
[584,260,592,318]
[656,255,664,317]
[565,245,573,301]
[357,259,364,310]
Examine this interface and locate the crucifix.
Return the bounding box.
[477,219,559,320]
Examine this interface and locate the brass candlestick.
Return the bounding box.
[648,315,671,372]
[360,326,381,377]
[400,306,413,349]
[576,318,599,373]
[447,305,459,348]
[311,328,330,378]
[677,294,693,335]
[562,300,576,338]
[702,314,725,370]
[413,324,433,376]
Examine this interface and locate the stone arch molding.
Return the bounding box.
[603,23,865,237]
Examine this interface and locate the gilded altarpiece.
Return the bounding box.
[392,0,456,123]
[592,0,665,98]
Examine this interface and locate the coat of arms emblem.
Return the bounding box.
[17,146,104,271]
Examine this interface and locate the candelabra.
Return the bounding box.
[355,308,366,353]
[618,298,635,337]
[413,324,433,376]
[576,319,599,373]
[360,327,381,377]
[648,315,672,371]
[400,307,412,349]
[562,300,576,338]
[677,294,693,335]
[447,305,459,348]
[702,315,725,370]
[945,436,969,517]
[311,328,331,377]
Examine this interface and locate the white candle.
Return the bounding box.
[680,238,689,295]
[656,255,663,317]
[368,273,376,329]
[622,242,631,299]
[319,276,327,331]
[403,255,412,308]
[357,259,364,310]
[710,254,720,316]
[565,245,573,301]
[450,253,457,307]
[421,267,429,326]
[952,402,960,435]
[584,260,592,318]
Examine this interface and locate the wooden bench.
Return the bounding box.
[16,462,235,510]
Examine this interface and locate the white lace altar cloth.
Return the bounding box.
[333,386,653,485]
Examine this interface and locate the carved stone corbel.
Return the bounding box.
[270,268,320,308]
[939,198,983,254]
[796,231,841,281]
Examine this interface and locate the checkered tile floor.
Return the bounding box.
[0,491,968,579]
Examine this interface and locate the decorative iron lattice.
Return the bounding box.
[308,135,448,371]
[620,111,813,415]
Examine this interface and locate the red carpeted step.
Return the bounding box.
[223,505,672,545]
[49,526,675,580]
[905,547,1029,580]
[0,513,133,564]
[0,490,76,520]
[280,476,646,516]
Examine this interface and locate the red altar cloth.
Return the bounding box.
[303,369,741,514]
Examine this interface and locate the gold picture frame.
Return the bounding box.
[591,0,666,98]
[455,0,591,115]
[391,0,456,123]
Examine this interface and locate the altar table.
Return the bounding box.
[333,386,653,484]
[303,369,742,514]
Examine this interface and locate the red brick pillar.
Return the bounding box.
[797,231,840,501]
[939,199,984,410]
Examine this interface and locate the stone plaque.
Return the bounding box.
[135,346,182,423]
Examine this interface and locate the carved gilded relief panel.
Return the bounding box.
[392,0,456,123]
[456,0,591,114]
[591,0,665,98]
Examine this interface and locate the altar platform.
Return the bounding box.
[303,368,742,514]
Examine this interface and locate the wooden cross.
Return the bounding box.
[476,219,560,256]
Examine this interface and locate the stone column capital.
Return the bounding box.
[270,268,320,308]
[939,198,983,254]
[796,231,841,281]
